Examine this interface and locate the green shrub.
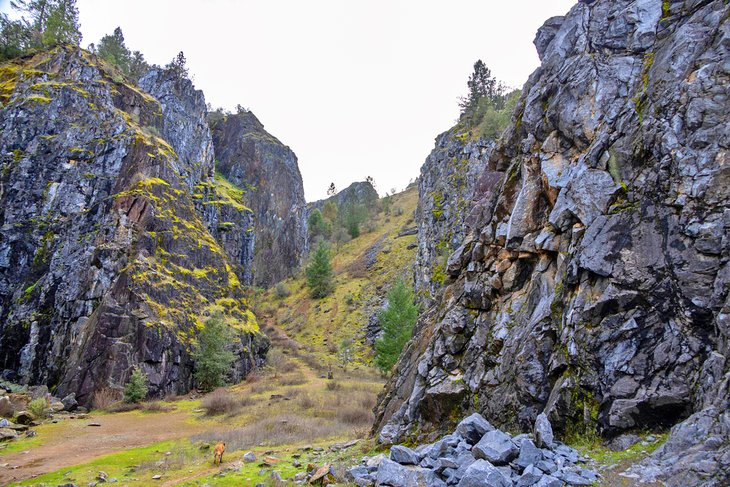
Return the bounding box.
[123,366,149,403]
[193,313,236,392]
[27,397,48,419]
[375,278,419,372]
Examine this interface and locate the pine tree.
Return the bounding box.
[166,51,189,79]
[40,0,81,47]
[193,313,236,391]
[123,366,148,403]
[96,27,132,74]
[3,0,80,58]
[375,278,419,373]
[306,240,334,299]
[459,59,505,113]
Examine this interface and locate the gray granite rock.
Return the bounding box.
[473,430,519,465]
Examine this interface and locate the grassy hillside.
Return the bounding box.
[254,184,419,368]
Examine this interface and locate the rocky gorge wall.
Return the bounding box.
[0,47,267,403]
[374,0,729,485]
[414,127,493,306]
[209,111,308,288]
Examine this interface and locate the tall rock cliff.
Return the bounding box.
[208,111,308,288]
[414,128,493,305]
[0,46,266,403]
[374,0,729,484]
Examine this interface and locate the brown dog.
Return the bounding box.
[213,442,225,465]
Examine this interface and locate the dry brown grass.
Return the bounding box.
[140,401,174,413]
[192,414,348,451]
[277,372,307,386]
[202,388,244,416]
[92,387,122,411]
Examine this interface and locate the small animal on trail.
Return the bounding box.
[213,442,225,465]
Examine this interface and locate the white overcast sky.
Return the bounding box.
[1,0,576,201]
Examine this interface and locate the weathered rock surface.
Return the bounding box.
[208,111,308,287]
[374,0,730,484]
[415,127,493,305]
[0,46,267,403]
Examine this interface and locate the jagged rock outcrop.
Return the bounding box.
[208,111,308,287]
[309,180,379,213]
[415,128,493,305]
[0,46,267,403]
[374,1,729,484]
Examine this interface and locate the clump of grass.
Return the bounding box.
[92,387,122,412]
[201,388,243,416]
[27,397,48,419]
[141,401,174,413]
[278,372,307,386]
[326,381,341,391]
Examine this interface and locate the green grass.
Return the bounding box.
[0,422,67,455]
[9,440,192,486]
[571,432,669,466]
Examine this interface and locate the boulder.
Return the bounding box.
[455,413,494,445]
[472,430,518,465]
[243,452,256,462]
[516,464,543,487]
[61,393,78,412]
[13,411,34,425]
[390,444,419,465]
[0,427,18,442]
[608,433,641,452]
[533,414,554,449]
[515,439,542,469]
[457,459,512,487]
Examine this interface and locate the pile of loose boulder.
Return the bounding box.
[0,384,81,444]
[348,413,599,486]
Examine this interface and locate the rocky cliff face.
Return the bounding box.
[414,128,493,305]
[209,111,308,288]
[0,46,267,403]
[374,0,729,484]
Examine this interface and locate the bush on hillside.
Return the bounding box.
[123,366,149,403]
[193,313,236,392]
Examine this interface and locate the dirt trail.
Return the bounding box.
[0,409,206,485]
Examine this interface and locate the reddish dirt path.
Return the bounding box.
[0,410,206,485]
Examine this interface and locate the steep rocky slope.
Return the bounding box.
[208,111,308,287]
[0,46,266,403]
[414,128,493,306]
[374,0,729,484]
[309,180,379,213]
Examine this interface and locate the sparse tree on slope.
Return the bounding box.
[306,240,334,299]
[375,278,419,373]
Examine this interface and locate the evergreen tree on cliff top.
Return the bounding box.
[306,240,334,299]
[2,0,81,61]
[375,278,418,372]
